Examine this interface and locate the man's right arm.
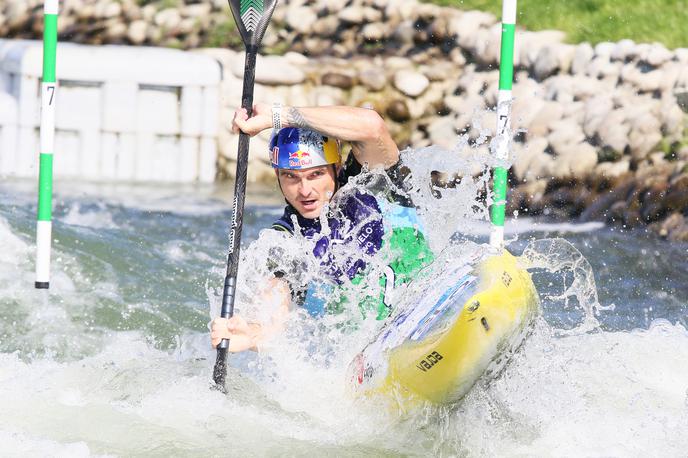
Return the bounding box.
[210,277,291,352]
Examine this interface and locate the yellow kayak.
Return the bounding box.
[349,249,540,406]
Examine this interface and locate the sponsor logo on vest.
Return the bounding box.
[416,351,443,372]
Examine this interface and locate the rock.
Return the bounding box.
[547,119,585,155]
[597,109,630,155]
[427,117,457,150]
[231,55,305,85]
[529,102,565,137]
[448,10,496,44]
[532,43,575,79]
[583,95,613,138]
[286,6,317,33]
[127,20,147,44]
[362,22,387,41]
[94,1,122,19]
[620,63,663,93]
[393,69,430,97]
[154,8,181,30]
[665,174,688,212]
[321,72,354,90]
[627,111,662,160]
[595,159,630,178]
[386,99,411,122]
[610,39,637,62]
[656,213,688,241]
[551,141,598,178]
[513,136,548,181]
[421,61,458,82]
[642,43,673,67]
[659,95,684,137]
[106,21,127,40]
[338,6,381,24]
[571,42,594,75]
[182,3,212,18]
[311,15,339,37]
[313,86,344,106]
[594,42,616,58]
[358,67,387,91]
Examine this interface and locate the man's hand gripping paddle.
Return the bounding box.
[212,0,278,392]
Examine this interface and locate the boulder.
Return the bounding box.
[597,109,630,155]
[427,117,457,150]
[286,6,318,33]
[583,95,613,138]
[393,69,430,97]
[642,43,673,67]
[231,55,305,85]
[321,73,354,90]
[513,136,548,181]
[358,67,387,92]
[595,159,630,178]
[571,42,594,75]
[127,20,147,45]
[610,39,637,62]
[552,141,598,179]
[547,119,585,155]
[627,111,662,160]
[529,101,565,137]
[154,8,181,30]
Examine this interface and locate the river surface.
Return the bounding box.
[1,176,687,457]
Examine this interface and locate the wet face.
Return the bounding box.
[277,165,337,219]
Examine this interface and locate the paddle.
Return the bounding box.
[213,0,278,391]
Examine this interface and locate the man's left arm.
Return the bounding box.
[232,103,399,169]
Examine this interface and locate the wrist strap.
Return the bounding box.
[272,102,282,132]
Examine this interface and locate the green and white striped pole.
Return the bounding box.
[489,0,516,249]
[35,0,58,289]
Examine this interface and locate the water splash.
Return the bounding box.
[520,238,615,334]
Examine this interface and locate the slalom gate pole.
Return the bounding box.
[35,0,59,289]
[489,0,516,249]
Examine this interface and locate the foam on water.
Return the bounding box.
[1,135,686,455]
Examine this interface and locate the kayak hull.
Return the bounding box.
[350,250,539,406]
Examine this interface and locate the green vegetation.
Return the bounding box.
[429,0,688,49]
[206,19,243,49]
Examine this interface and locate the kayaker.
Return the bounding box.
[210,103,433,352]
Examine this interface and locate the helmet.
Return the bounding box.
[269,127,340,170]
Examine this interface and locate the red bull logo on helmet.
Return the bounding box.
[288,149,313,168]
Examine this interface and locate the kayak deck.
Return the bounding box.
[350,250,540,406]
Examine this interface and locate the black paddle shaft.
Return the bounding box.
[212,0,278,391]
[213,48,258,388]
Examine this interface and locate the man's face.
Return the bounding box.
[277,165,337,219]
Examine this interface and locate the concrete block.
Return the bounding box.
[136,88,179,135]
[116,133,137,181]
[103,81,137,133]
[17,75,39,127]
[0,90,17,124]
[54,130,80,178]
[181,86,202,136]
[0,125,18,176]
[100,132,118,180]
[179,137,199,182]
[79,129,101,180]
[56,84,102,131]
[15,126,37,177]
[151,135,181,182]
[201,86,219,136]
[198,136,216,182]
[135,133,155,181]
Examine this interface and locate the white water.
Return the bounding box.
[1,136,687,455]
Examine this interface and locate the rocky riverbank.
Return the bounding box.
[3,0,688,241]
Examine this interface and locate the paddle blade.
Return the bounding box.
[228,0,278,48]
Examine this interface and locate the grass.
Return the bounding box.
[428,0,688,49]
